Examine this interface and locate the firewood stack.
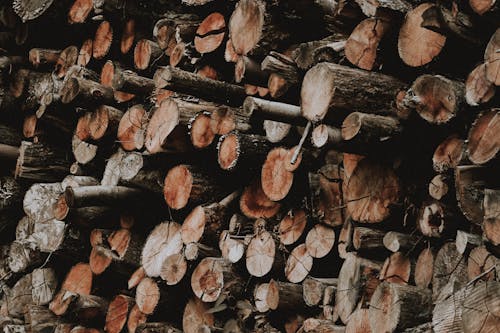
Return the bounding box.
[0,0,499,332]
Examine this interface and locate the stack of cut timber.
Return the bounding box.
[0,0,499,332]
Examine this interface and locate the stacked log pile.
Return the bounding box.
[0,0,499,332]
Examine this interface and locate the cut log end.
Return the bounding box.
[246,231,275,277]
[466,63,496,106]
[191,257,224,302]
[285,244,313,283]
[467,109,499,165]
[190,112,215,149]
[261,147,294,201]
[136,278,160,314]
[305,224,335,258]
[121,19,136,55]
[432,135,465,173]
[398,3,446,67]
[160,253,187,285]
[279,210,307,246]
[68,0,93,24]
[145,99,179,154]
[93,21,113,60]
[217,132,239,170]
[118,105,147,151]
[105,295,133,333]
[240,179,281,218]
[195,12,226,54]
[163,165,193,210]
[228,0,265,55]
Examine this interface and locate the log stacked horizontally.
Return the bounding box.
[0,0,499,333]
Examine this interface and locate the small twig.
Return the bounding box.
[290,121,311,165]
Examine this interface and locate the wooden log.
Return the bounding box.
[88,105,123,142]
[345,18,392,70]
[260,147,297,201]
[154,66,246,106]
[483,188,500,246]
[261,52,300,98]
[28,48,61,68]
[77,39,93,67]
[181,191,239,246]
[0,177,23,238]
[336,253,382,324]
[265,279,304,312]
[455,165,490,224]
[420,4,485,46]
[345,158,400,224]
[278,209,307,246]
[120,18,137,55]
[352,226,387,255]
[164,164,236,210]
[368,282,432,332]
[383,231,421,253]
[299,318,345,333]
[15,141,71,183]
[341,112,402,152]
[240,178,281,219]
[246,230,280,278]
[484,27,499,86]
[432,135,467,173]
[467,108,499,165]
[61,77,114,106]
[191,257,243,302]
[153,13,202,54]
[345,308,370,333]
[398,3,446,67]
[455,230,482,255]
[465,63,496,106]
[127,304,147,333]
[432,286,465,333]
[467,246,499,281]
[117,105,148,151]
[217,132,273,171]
[301,62,406,123]
[302,277,337,307]
[194,12,225,54]
[93,21,113,60]
[429,174,450,200]
[432,242,467,302]
[104,295,134,333]
[235,56,269,86]
[12,0,55,21]
[305,224,335,259]
[414,247,436,289]
[460,281,500,333]
[402,74,465,124]
[65,185,146,208]
[379,252,413,285]
[285,244,313,283]
[182,298,214,333]
[136,323,181,333]
[243,97,304,125]
[101,61,155,96]
[134,39,163,71]
[55,46,79,79]
[416,200,455,238]
[141,222,183,277]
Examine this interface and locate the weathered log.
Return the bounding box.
[134,39,163,71]
[136,323,182,333]
[369,282,432,333]
[61,77,114,106]
[455,165,491,224]
[246,230,282,278]
[15,141,71,183]
[301,62,407,123]
[261,52,300,98]
[416,200,456,238]
[141,222,183,277]
[428,174,450,200]
[277,209,307,246]
[0,177,23,238]
[65,185,146,208]
[383,231,422,253]
[88,105,123,142]
[402,74,466,124]
[302,277,337,307]
[432,242,468,302]
[336,253,382,323]
[299,318,346,333]
[467,108,499,165]
[352,226,386,255]
[483,188,500,246]
[455,230,482,255]
[154,66,246,106]
[217,132,274,172]
[101,61,155,96]
[379,251,413,285]
[285,243,313,283]
[191,257,243,302]
[465,63,496,106]
[432,135,467,173]
[182,298,214,333]
[345,158,400,224]
[467,246,499,281]
[265,279,305,312]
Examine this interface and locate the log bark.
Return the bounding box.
[65,185,146,208]
[15,141,71,183]
[154,66,246,106]
[302,277,337,307]
[134,39,163,71]
[465,63,496,106]
[61,78,114,106]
